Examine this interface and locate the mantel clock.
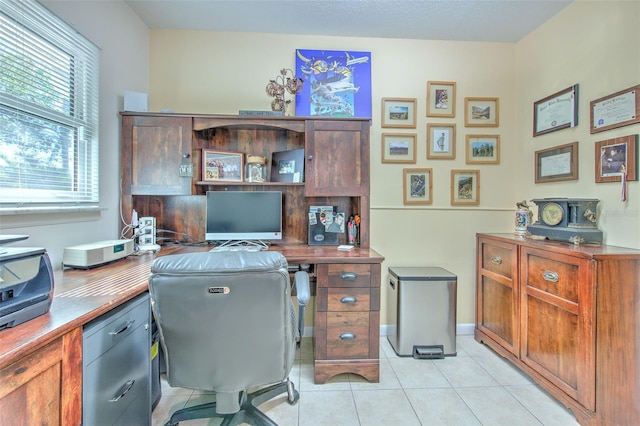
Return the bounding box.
[528,198,603,244]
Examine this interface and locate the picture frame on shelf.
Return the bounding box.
[381,98,417,128]
[464,97,499,127]
[202,149,244,182]
[595,135,638,183]
[534,141,579,183]
[426,81,456,117]
[466,134,500,164]
[403,168,433,205]
[426,123,456,159]
[451,169,480,205]
[533,84,578,137]
[270,148,305,183]
[381,133,417,163]
[590,84,640,134]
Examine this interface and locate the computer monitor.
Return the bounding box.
[205,190,282,246]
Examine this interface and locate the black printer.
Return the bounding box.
[0,235,54,330]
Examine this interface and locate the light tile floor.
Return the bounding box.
[152,335,580,426]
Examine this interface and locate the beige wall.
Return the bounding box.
[147,0,639,328]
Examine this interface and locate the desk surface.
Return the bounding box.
[0,244,383,368]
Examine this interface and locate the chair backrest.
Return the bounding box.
[148,251,296,397]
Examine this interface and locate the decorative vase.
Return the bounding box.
[245,156,267,182]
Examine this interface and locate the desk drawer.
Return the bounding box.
[84,293,150,365]
[480,240,516,279]
[318,287,371,312]
[325,264,372,288]
[325,312,371,358]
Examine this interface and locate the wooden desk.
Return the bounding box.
[0,244,383,425]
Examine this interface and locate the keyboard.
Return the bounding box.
[209,246,263,252]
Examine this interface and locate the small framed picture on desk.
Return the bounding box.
[271,149,304,182]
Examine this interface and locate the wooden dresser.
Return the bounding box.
[475,233,640,426]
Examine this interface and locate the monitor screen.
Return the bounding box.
[205,191,283,242]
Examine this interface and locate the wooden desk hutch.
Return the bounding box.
[120,113,383,384]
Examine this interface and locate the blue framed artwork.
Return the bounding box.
[295,49,371,118]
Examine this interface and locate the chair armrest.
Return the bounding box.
[294,271,310,307]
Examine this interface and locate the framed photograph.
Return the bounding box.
[295,49,372,118]
[466,134,500,164]
[426,123,456,159]
[426,81,456,117]
[595,135,638,183]
[382,133,417,163]
[534,141,579,183]
[451,169,480,205]
[202,149,243,182]
[590,84,640,134]
[381,98,417,128]
[533,84,579,137]
[464,97,499,127]
[271,148,305,182]
[403,168,433,205]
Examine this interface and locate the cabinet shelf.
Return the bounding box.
[196,181,304,187]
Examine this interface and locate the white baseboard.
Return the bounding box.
[303,323,475,338]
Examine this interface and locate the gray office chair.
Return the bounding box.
[148,251,310,426]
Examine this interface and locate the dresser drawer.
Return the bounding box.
[325,312,371,358]
[326,264,372,288]
[522,248,580,303]
[84,294,150,365]
[480,240,516,279]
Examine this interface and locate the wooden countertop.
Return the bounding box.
[0,244,383,368]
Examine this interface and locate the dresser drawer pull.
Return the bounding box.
[339,332,356,340]
[542,270,559,283]
[340,296,357,305]
[109,379,135,402]
[491,256,502,265]
[109,319,135,336]
[341,272,357,280]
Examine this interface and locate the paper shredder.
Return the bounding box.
[387,267,457,358]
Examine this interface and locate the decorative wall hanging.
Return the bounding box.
[426,81,456,117]
[403,168,432,205]
[595,135,637,183]
[381,133,417,163]
[590,84,640,134]
[381,98,416,128]
[426,123,456,159]
[451,169,480,205]
[295,49,372,118]
[534,141,578,183]
[533,84,578,137]
[464,97,499,127]
[465,134,500,164]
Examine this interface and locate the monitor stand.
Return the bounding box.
[215,240,269,250]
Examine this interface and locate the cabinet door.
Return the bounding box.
[304,120,369,196]
[520,247,595,410]
[476,237,519,355]
[0,328,82,426]
[122,115,193,195]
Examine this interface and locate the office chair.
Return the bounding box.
[148,251,310,426]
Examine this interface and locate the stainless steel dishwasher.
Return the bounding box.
[387,267,457,358]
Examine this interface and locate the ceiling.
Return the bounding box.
[124,0,573,43]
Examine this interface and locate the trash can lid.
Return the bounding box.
[388,266,456,281]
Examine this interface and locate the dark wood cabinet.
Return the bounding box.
[120,113,372,248]
[475,233,640,426]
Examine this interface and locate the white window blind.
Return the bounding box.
[0,0,99,207]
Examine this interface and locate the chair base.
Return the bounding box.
[164,379,299,426]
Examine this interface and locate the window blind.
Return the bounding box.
[0,0,100,206]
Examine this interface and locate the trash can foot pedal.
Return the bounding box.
[413,345,444,359]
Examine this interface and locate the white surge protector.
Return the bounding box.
[63,239,134,269]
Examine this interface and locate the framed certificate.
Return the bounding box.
[533,84,578,137]
[535,142,579,183]
[590,85,640,134]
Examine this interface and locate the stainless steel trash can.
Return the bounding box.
[387,267,457,357]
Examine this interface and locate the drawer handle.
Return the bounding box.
[340,332,356,340]
[109,379,135,402]
[542,270,559,283]
[109,319,135,336]
[340,296,357,305]
[491,256,502,265]
[341,272,357,280]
